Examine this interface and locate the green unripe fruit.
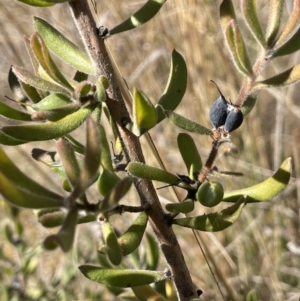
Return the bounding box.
[196,181,224,207]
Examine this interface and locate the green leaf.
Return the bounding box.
[24,36,40,76]
[32,93,71,111]
[132,285,168,301]
[33,17,93,74]
[12,66,71,96]
[109,0,167,35]
[19,81,43,104]
[220,0,236,29]
[127,162,179,184]
[64,134,85,155]
[145,233,160,270]
[0,102,31,121]
[223,157,292,203]
[224,20,253,76]
[130,87,157,136]
[241,0,266,47]
[177,133,202,179]
[1,103,97,142]
[31,102,81,122]
[100,177,132,212]
[0,147,64,201]
[37,209,96,228]
[8,66,28,103]
[99,212,148,256]
[265,0,284,46]
[156,50,187,123]
[30,32,74,91]
[172,196,246,231]
[43,206,78,252]
[0,131,27,146]
[0,172,64,209]
[165,198,195,214]
[274,0,300,47]
[98,124,114,172]
[273,27,300,57]
[240,93,257,116]
[165,111,213,136]
[56,138,81,188]
[254,65,300,89]
[97,169,121,197]
[69,117,101,200]
[16,0,58,7]
[100,219,122,265]
[78,265,168,287]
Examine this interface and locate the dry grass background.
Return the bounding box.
[0,0,300,300]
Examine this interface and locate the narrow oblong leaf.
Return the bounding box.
[78,265,168,287]
[127,162,179,184]
[31,102,81,122]
[0,173,64,209]
[275,0,300,47]
[241,0,266,47]
[273,27,300,57]
[165,111,213,136]
[177,133,202,179]
[241,93,257,116]
[224,20,253,76]
[56,138,81,188]
[0,147,64,200]
[12,66,71,96]
[2,103,97,142]
[165,199,195,214]
[8,66,28,103]
[33,17,93,74]
[37,209,96,228]
[70,117,101,200]
[146,233,159,270]
[220,0,236,29]
[32,93,71,111]
[100,219,122,265]
[16,0,57,7]
[0,102,31,121]
[99,212,148,256]
[19,81,43,104]
[132,285,168,301]
[266,0,284,46]
[156,50,187,123]
[223,157,292,203]
[98,124,114,171]
[172,196,246,231]
[64,134,85,155]
[97,169,121,197]
[30,32,73,91]
[130,87,157,136]
[254,65,300,89]
[109,0,166,35]
[0,131,27,146]
[100,177,132,212]
[43,206,78,252]
[24,36,40,76]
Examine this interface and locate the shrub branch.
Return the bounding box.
[68,0,198,299]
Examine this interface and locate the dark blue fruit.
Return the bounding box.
[209,96,228,128]
[224,108,243,132]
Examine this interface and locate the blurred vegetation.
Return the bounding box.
[0,0,300,300]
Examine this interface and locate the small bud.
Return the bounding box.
[224,108,243,133]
